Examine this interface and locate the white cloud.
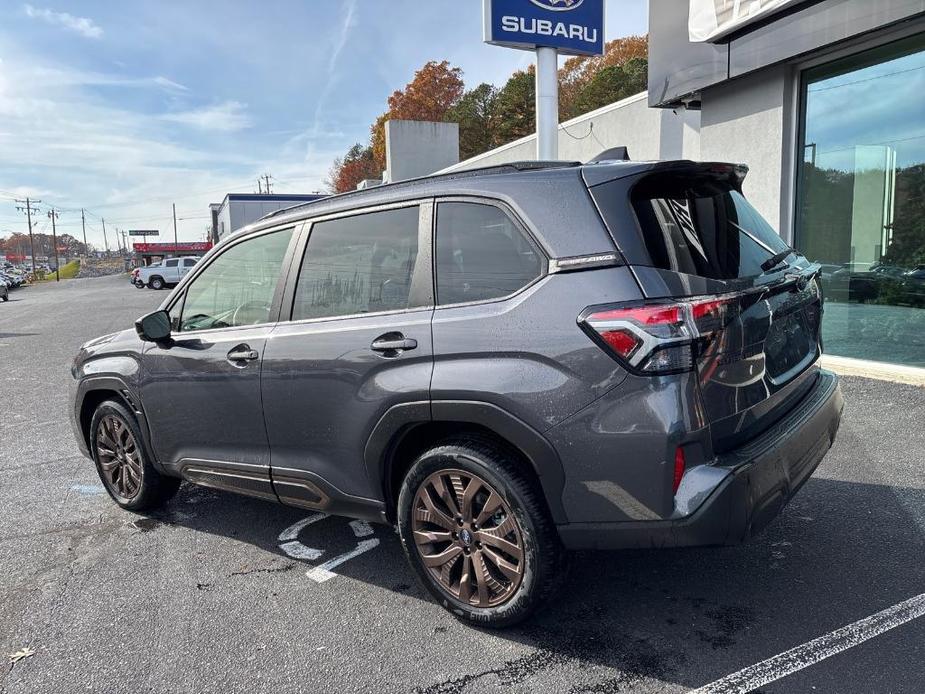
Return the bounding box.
[23,4,103,39]
[161,101,252,132]
[152,76,188,92]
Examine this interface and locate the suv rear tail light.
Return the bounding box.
[579,297,736,375]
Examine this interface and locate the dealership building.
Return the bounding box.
[443,0,925,378]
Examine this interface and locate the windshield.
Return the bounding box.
[630,174,793,280]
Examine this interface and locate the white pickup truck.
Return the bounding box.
[134,256,199,290]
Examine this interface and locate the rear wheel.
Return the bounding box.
[397,439,567,628]
[149,276,164,290]
[89,400,180,511]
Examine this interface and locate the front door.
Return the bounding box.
[261,204,434,510]
[140,227,296,499]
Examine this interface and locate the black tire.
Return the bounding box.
[149,276,165,290]
[89,399,180,511]
[397,437,567,628]
[1,292,8,302]
[134,280,145,289]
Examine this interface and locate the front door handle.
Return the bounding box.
[227,345,259,364]
[371,333,417,356]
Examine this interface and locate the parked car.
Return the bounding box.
[901,267,925,306]
[70,159,843,627]
[0,277,8,302]
[134,256,198,289]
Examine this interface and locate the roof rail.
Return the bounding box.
[589,147,630,163]
[260,160,583,221]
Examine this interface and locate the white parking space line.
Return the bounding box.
[306,539,380,583]
[277,512,327,542]
[690,593,925,694]
[349,519,374,537]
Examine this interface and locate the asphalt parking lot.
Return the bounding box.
[1,275,923,693]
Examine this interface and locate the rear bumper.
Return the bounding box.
[557,369,843,550]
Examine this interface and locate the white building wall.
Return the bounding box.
[699,65,794,238]
[442,91,701,173]
[385,120,460,182]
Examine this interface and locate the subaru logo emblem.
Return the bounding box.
[530,0,585,11]
[459,528,474,546]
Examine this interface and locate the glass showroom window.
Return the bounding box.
[796,35,925,368]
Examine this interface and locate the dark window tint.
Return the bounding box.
[630,175,791,280]
[292,206,419,321]
[183,258,197,267]
[435,202,544,305]
[165,259,178,267]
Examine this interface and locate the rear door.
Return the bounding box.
[163,258,180,283]
[590,167,823,450]
[181,257,197,279]
[260,202,434,508]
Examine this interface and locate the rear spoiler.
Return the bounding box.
[582,160,749,188]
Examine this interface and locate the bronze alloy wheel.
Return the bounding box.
[96,415,143,500]
[411,469,525,608]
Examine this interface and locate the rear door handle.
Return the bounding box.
[227,345,259,363]
[371,333,417,355]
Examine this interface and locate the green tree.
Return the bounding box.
[493,68,535,146]
[572,57,649,115]
[445,83,499,160]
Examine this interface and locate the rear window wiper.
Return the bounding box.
[760,249,795,273]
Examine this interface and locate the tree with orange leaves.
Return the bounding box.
[370,60,465,170]
[327,143,380,194]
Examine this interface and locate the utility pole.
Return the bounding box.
[263,173,272,194]
[80,208,88,254]
[14,197,40,274]
[257,178,263,194]
[102,217,109,255]
[47,208,60,282]
[172,203,178,256]
[121,230,128,256]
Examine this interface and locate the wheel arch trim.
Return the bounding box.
[365,400,568,523]
[74,376,164,473]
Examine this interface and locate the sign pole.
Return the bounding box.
[535,46,559,161]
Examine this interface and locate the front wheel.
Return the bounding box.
[134,280,145,289]
[397,439,567,628]
[89,400,180,511]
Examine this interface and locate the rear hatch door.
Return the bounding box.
[588,164,823,452]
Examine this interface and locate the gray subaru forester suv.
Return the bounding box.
[70,158,843,627]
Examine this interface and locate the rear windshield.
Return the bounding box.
[629,174,791,280]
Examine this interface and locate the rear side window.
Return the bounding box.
[292,206,420,321]
[629,175,791,280]
[183,258,197,267]
[435,202,544,305]
[165,259,179,267]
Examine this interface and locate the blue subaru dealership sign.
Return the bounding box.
[483,0,605,56]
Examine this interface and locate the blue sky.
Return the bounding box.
[0,1,648,247]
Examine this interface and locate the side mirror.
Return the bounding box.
[135,310,172,343]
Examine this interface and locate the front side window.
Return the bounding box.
[292,206,420,321]
[435,202,544,305]
[165,259,179,268]
[178,228,293,332]
[183,258,197,267]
